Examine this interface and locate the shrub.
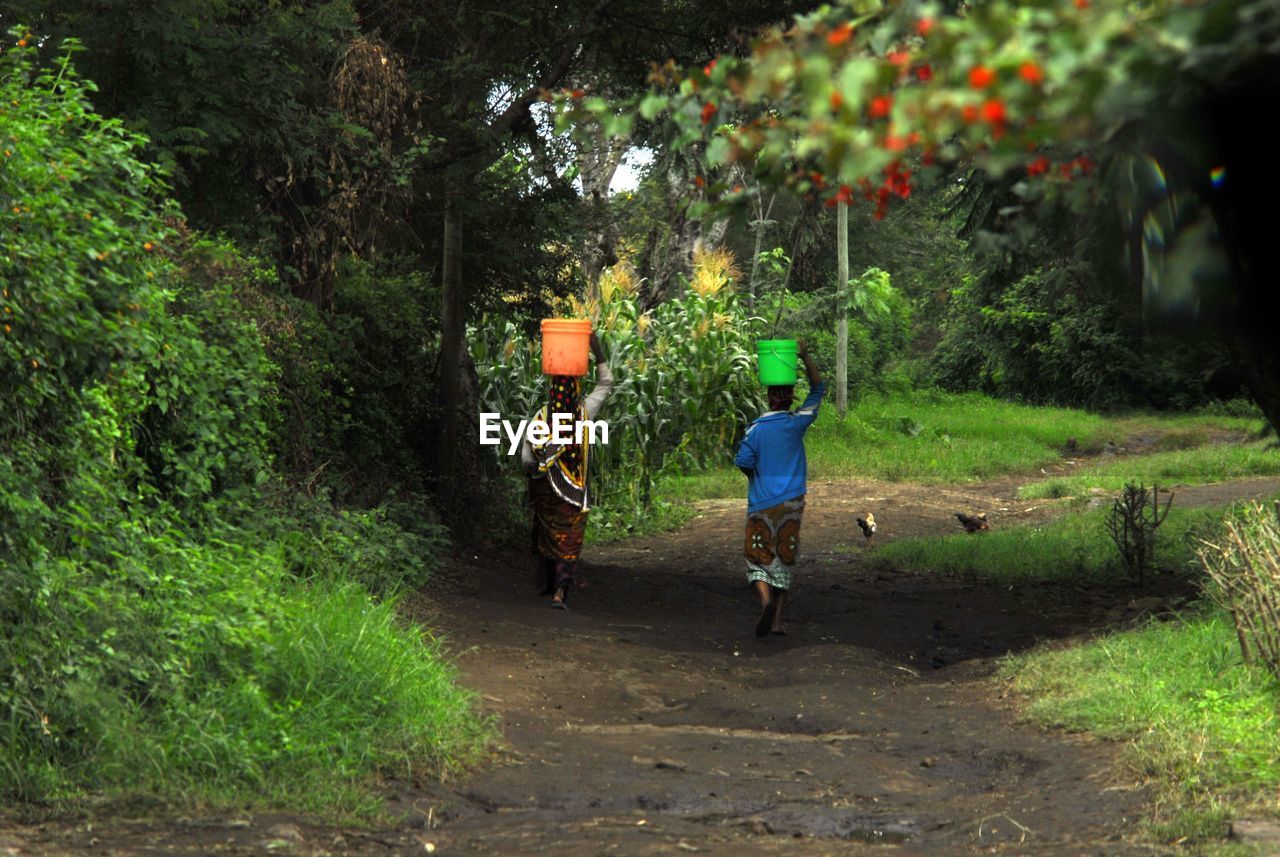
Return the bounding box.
[0,38,482,808]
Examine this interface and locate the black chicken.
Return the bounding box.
[955,512,989,533]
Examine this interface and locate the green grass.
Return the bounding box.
[171,582,493,814]
[651,390,1119,503]
[1021,443,1280,500]
[1107,406,1264,437]
[870,504,1219,585]
[632,390,1269,545]
[808,390,1116,484]
[1,518,493,817]
[1005,611,1280,845]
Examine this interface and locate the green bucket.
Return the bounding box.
[757,339,798,385]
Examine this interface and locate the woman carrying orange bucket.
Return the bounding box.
[520,325,612,609]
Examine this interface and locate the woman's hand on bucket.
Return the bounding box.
[590,331,605,359]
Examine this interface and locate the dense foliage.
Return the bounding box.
[0,39,480,807]
[475,249,763,515]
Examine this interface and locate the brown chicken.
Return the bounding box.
[955,512,989,533]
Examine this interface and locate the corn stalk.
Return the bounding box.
[471,249,764,517]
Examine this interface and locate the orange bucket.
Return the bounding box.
[540,318,592,376]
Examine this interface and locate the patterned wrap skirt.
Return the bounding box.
[744,496,805,590]
[529,476,587,567]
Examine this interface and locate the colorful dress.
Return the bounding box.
[521,365,613,590]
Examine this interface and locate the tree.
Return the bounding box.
[558,0,1280,429]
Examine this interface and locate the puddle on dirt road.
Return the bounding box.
[753,806,915,843]
[656,795,917,844]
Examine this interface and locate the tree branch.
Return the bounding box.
[488,0,615,137]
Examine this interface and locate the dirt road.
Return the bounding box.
[405,476,1252,856]
[11,476,1280,855]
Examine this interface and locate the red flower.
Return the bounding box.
[704,58,717,76]
[915,63,933,82]
[700,102,717,124]
[915,17,935,36]
[1074,0,1089,8]
[887,50,911,69]
[981,98,1006,125]
[1018,62,1044,85]
[968,65,996,89]
[830,90,845,111]
[961,104,980,124]
[869,95,892,119]
[569,89,585,100]
[882,134,907,152]
[693,175,705,188]
[1026,155,1050,176]
[810,171,826,188]
[827,22,853,46]
[835,184,854,204]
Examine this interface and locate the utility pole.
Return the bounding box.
[835,197,849,416]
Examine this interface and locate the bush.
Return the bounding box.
[931,267,1229,410]
[0,38,483,808]
[0,515,485,807]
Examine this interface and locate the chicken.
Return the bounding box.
[955,512,989,533]
[856,512,877,543]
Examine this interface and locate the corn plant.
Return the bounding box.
[471,247,766,517]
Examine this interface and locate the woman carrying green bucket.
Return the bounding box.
[735,339,825,638]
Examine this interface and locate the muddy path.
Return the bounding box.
[397,476,1280,856]
[7,475,1280,856]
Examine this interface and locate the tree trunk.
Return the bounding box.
[747,188,776,305]
[578,129,628,297]
[835,199,849,416]
[437,190,466,505]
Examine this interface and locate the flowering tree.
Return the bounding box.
[554,0,1280,430]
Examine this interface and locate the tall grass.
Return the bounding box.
[153,582,489,812]
[0,518,491,814]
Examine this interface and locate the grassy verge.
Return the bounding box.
[1,514,494,818]
[1021,443,1280,500]
[1004,611,1280,846]
[806,389,1116,484]
[618,391,1267,540]
[651,390,1119,504]
[869,502,1221,585]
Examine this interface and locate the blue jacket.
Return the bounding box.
[735,381,826,513]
